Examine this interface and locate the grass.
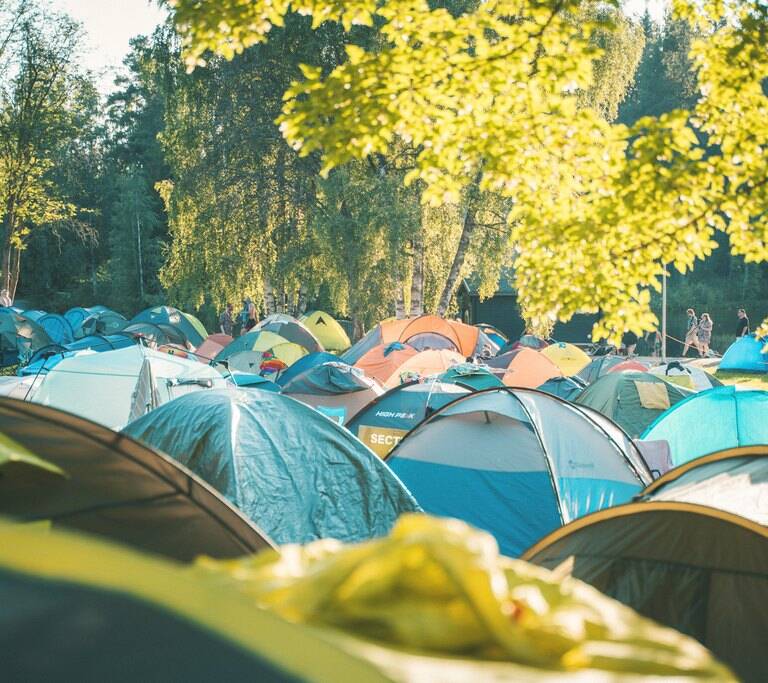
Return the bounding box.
[714,370,768,389]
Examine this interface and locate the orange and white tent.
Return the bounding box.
[383,349,465,389]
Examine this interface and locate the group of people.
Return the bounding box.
[218,298,258,337]
[682,307,750,357]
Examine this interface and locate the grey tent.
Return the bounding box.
[0,398,272,561]
[523,502,768,683]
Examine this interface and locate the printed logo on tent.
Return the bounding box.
[316,316,327,326]
[358,426,409,458]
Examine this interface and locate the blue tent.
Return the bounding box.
[21,334,137,376]
[387,388,651,557]
[537,376,586,401]
[276,351,343,387]
[64,307,94,332]
[124,389,420,545]
[641,386,768,467]
[37,313,74,345]
[719,335,768,372]
[230,373,281,392]
[346,380,470,458]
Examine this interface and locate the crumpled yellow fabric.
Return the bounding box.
[196,514,732,680]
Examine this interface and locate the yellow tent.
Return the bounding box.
[301,311,351,352]
[540,342,590,376]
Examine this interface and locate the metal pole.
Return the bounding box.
[661,264,667,362]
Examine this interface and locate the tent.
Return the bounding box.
[36,313,74,345]
[641,446,768,524]
[719,334,768,372]
[122,321,188,347]
[254,313,323,354]
[0,398,271,561]
[649,361,722,391]
[382,348,465,388]
[31,345,228,429]
[230,373,281,392]
[523,502,768,683]
[0,522,387,683]
[342,315,492,364]
[0,376,36,399]
[438,363,505,391]
[608,359,649,374]
[21,334,137,376]
[0,308,52,366]
[301,310,351,352]
[74,308,127,338]
[195,333,233,362]
[575,371,692,438]
[501,334,549,352]
[131,306,207,348]
[475,322,508,349]
[577,354,625,384]
[280,362,384,424]
[387,388,652,556]
[214,329,309,376]
[124,389,420,545]
[485,347,562,388]
[540,342,590,376]
[537,376,586,401]
[640,386,768,467]
[346,380,470,457]
[354,342,419,385]
[276,351,344,387]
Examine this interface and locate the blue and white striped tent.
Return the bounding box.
[386,387,651,557]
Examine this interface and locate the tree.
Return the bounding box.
[169,0,768,340]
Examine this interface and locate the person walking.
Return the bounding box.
[682,308,699,357]
[698,313,713,357]
[237,299,249,336]
[244,297,258,332]
[219,303,234,336]
[736,308,750,338]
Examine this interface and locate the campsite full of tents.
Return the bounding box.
[1,304,767,682]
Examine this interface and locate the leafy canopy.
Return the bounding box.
[169,0,768,340]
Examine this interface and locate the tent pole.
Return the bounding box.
[661,264,667,362]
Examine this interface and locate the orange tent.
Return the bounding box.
[608,359,649,374]
[354,343,419,385]
[196,334,233,362]
[394,316,480,356]
[383,349,466,389]
[486,348,562,388]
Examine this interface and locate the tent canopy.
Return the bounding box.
[0,309,52,366]
[0,398,271,560]
[31,345,227,429]
[537,376,586,401]
[300,310,351,352]
[474,323,508,349]
[276,351,344,386]
[641,386,768,467]
[719,334,768,372]
[540,342,591,376]
[215,329,309,375]
[382,348,465,388]
[523,502,768,683]
[0,521,386,683]
[576,371,692,438]
[353,342,418,385]
[124,389,420,545]
[195,333,233,362]
[387,387,651,556]
[577,355,625,384]
[130,306,207,348]
[36,313,74,345]
[642,446,768,525]
[254,314,323,353]
[486,347,562,388]
[438,363,505,391]
[649,361,722,391]
[74,309,127,339]
[347,380,469,457]
[608,359,648,374]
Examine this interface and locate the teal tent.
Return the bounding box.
[537,376,586,401]
[641,386,768,467]
[0,309,52,366]
[719,335,768,372]
[438,363,504,391]
[74,309,127,338]
[577,355,624,384]
[124,389,420,545]
[130,306,207,348]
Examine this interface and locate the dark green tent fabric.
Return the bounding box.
[438,364,504,391]
[130,306,206,347]
[124,389,420,545]
[281,362,373,395]
[575,372,692,438]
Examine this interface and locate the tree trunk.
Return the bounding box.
[394,282,406,319]
[295,284,308,316]
[437,200,477,317]
[409,229,425,317]
[263,280,277,315]
[10,246,21,300]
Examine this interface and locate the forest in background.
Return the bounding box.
[3,1,765,350]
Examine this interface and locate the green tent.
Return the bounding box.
[438,363,504,391]
[0,521,389,683]
[124,389,420,545]
[575,371,692,438]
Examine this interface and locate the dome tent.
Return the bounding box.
[485,347,562,388]
[254,313,323,354]
[280,362,383,424]
[577,354,625,384]
[31,345,227,430]
[122,321,187,347]
[130,306,207,348]
[475,322,508,349]
[21,334,137,376]
[608,359,649,374]
[719,334,768,372]
[437,363,504,391]
[0,308,52,366]
[641,446,768,525]
[353,342,418,385]
[0,398,271,561]
[276,351,343,387]
[523,502,768,683]
[346,380,469,457]
[195,333,233,362]
[382,348,465,388]
[300,310,351,352]
[0,522,387,683]
[540,342,591,376]
[537,375,586,401]
[575,371,692,438]
[214,329,309,376]
[641,387,768,467]
[124,389,420,545]
[36,313,74,344]
[386,387,651,557]
[649,361,722,391]
[74,308,127,338]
